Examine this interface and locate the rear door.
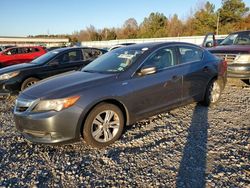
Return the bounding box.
[176,45,211,102]
[29,47,45,60]
[17,47,31,63]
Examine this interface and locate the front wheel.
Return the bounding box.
[200,79,222,106]
[83,103,124,148]
[21,77,40,91]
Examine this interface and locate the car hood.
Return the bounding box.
[21,71,117,99]
[208,45,250,54]
[0,63,37,74]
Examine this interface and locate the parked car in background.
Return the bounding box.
[14,42,227,148]
[204,39,225,47]
[0,47,106,96]
[47,46,67,51]
[0,46,47,68]
[0,45,16,52]
[203,30,250,85]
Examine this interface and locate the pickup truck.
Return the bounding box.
[203,30,250,85]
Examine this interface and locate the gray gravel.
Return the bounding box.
[0,81,249,187]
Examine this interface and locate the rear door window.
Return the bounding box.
[178,46,203,64]
[6,48,18,55]
[54,50,82,64]
[82,49,103,61]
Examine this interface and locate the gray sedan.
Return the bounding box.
[14,42,227,148]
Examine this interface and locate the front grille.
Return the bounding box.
[16,106,29,112]
[213,53,237,64]
[14,98,37,113]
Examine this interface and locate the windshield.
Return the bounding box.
[82,48,147,73]
[31,51,59,64]
[220,32,250,45]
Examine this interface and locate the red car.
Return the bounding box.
[0,46,47,68]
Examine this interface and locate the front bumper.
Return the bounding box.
[227,64,250,79]
[0,79,20,96]
[14,105,84,144]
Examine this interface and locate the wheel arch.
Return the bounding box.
[20,76,40,91]
[78,98,130,138]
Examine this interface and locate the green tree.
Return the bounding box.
[218,0,249,33]
[219,0,249,24]
[138,12,168,38]
[192,2,217,35]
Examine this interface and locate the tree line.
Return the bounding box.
[30,0,249,42]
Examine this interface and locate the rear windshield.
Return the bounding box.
[220,32,250,45]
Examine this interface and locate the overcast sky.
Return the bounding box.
[0,0,249,36]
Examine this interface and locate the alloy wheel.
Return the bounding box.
[91,110,120,143]
[210,81,221,103]
[26,81,37,89]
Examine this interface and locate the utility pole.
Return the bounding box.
[216,11,220,35]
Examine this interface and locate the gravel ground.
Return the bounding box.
[0,80,249,187]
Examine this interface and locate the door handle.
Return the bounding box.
[172,75,181,81]
[203,66,209,72]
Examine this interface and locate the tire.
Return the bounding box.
[200,79,222,106]
[21,77,40,91]
[241,79,250,86]
[83,103,124,148]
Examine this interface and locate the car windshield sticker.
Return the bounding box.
[118,54,135,59]
[120,63,128,67]
[118,67,124,71]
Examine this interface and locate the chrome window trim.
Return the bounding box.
[177,45,204,65]
[132,44,204,77]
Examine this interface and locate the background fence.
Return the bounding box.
[81,35,227,48]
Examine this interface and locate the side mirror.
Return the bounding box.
[138,66,156,76]
[206,42,213,48]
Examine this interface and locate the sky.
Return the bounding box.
[0,0,249,37]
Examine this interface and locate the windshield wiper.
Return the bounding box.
[83,70,97,73]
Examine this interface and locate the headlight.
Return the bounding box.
[0,71,19,81]
[33,96,80,112]
[234,54,250,64]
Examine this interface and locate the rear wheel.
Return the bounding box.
[241,79,250,86]
[83,103,124,148]
[201,79,222,106]
[21,77,40,91]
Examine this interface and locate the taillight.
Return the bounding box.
[219,60,227,75]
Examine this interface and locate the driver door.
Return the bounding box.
[128,46,183,119]
[37,49,84,79]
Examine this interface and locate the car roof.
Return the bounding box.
[231,30,250,35]
[117,42,201,50]
[51,46,106,53]
[2,46,44,51]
